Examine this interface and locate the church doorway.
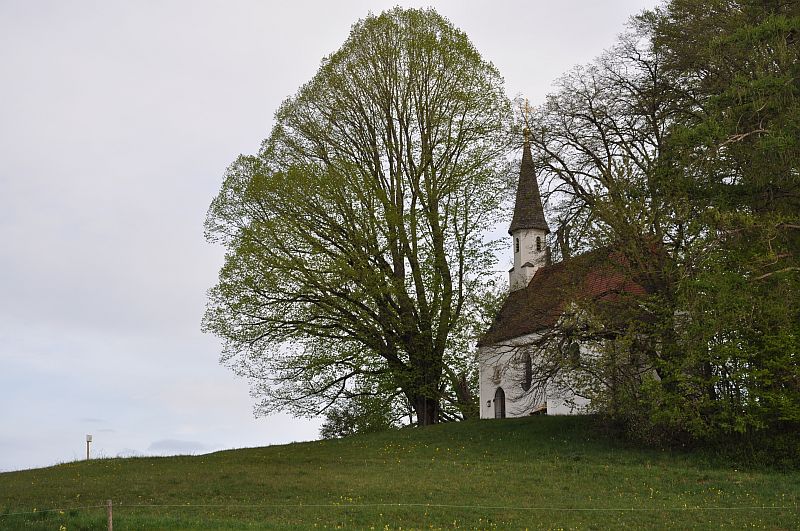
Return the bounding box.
[494,387,506,418]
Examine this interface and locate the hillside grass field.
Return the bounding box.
[1,416,798,529]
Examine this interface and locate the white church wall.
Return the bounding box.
[478,337,540,419]
[478,332,591,419]
[545,382,591,415]
[545,336,594,415]
[513,228,547,271]
[509,228,548,291]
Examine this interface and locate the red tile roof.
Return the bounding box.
[478,248,647,346]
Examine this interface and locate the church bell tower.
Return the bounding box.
[508,127,550,291]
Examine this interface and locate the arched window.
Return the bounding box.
[494,387,506,419]
[521,355,533,391]
[515,238,520,253]
[536,236,542,251]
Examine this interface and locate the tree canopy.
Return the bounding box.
[203,7,511,426]
[526,0,799,442]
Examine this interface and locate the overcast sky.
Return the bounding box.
[0,0,660,472]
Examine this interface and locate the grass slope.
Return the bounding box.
[1,416,798,529]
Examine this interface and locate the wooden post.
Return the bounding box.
[106,499,113,531]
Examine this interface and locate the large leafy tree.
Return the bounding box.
[652,0,800,434]
[526,0,799,441]
[204,8,511,426]
[526,22,693,437]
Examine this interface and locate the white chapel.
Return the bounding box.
[477,131,644,419]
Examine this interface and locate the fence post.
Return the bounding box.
[106,499,113,531]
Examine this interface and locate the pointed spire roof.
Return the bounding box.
[509,132,549,234]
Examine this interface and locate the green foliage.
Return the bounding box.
[319,394,401,439]
[204,8,512,425]
[1,418,798,529]
[651,0,800,437]
[527,0,799,444]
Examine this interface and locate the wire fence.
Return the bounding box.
[2,500,798,517]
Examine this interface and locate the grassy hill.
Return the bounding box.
[1,416,798,529]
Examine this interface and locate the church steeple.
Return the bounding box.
[509,130,549,235]
[508,127,550,292]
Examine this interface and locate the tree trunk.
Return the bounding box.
[413,395,440,426]
[453,371,477,420]
[556,223,571,260]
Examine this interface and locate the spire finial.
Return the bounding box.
[509,98,549,236]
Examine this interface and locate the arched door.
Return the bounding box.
[494,387,506,419]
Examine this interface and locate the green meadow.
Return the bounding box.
[1,416,798,529]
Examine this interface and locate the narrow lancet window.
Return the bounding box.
[522,354,533,391]
[536,236,542,251]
